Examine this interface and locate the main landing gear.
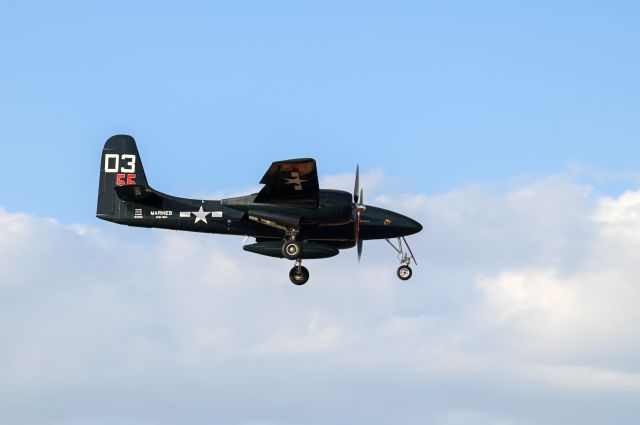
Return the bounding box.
[281,228,302,260]
[282,228,310,285]
[289,259,310,285]
[282,240,302,260]
[386,236,417,281]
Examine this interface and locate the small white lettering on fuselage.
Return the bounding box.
[150,211,173,219]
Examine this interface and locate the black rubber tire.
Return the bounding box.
[289,266,310,285]
[282,240,302,260]
[397,265,412,281]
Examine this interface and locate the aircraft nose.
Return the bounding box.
[358,206,423,240]
[402,216,423,236]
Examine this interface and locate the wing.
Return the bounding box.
[254,158,319,206]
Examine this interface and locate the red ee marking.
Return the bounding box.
[115,174,136,186]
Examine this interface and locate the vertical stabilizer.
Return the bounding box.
[96,135,148,219]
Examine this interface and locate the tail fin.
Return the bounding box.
[96,135,149,219]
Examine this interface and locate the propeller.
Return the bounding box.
[353,166,366,262]
[353,165,360,203]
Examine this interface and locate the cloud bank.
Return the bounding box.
[1,175,639,425]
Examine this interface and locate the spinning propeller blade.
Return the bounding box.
[353,166,365,262]
[354,165,360,203]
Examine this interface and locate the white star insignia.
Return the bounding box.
[192,205,210,224]
[284,171,308,191]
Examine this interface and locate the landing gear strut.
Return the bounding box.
[386,236,417,281]
[289,259,309,285]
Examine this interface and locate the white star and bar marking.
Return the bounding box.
[284,171,308,191]
[179,206,223,224]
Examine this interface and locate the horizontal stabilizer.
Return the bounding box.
[114,184,163,205]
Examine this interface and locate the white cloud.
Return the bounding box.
[1,175,640,424]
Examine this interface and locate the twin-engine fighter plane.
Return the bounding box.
[97,135,422,285]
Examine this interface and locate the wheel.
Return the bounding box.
[289,266,310,285]
[282,240,302,260]
[397,265,412,281]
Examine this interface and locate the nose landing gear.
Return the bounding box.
[386,237,417,281]
[397,265,412,280]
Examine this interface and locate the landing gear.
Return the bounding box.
[245,216,312,284]
[386,236,417,281]
[289,260,309,285]
[283,229,308,283]
[281,228,303,260]
[282,240,302,260]
[397,265,412,280]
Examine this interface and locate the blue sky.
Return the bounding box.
[1,1,639,222]
[1,2,640,425]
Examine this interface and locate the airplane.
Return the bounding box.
[96,135,422,285]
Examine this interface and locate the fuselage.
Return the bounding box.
[98,189,422,246]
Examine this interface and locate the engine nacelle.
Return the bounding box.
[313,190,353,225]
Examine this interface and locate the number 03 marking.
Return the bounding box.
[104,154,137,173]
[121,154,136,173]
